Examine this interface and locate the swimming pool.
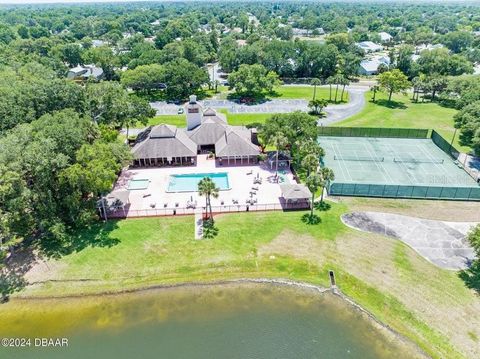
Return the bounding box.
[128,179,150,190]
[167,173,230,192]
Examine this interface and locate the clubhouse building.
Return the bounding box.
[131,95,260,167]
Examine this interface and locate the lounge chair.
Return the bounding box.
[252,186,259,191]
[246,170,253,175]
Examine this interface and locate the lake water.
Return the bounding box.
[0,283,423,359]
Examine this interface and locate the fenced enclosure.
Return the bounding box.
[318,126,430,139]
[106,201,311,219]
[319,132,480,201]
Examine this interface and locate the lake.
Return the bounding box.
[0,283,424,359]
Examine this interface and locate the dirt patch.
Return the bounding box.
[338,197,480,222]
[334,230,480,359]
[258,230,334,264]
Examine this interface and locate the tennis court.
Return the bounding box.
[318,136,480,200]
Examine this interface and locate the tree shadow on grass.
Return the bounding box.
[314,201,331,212]
[0,248,33,302]
[373,99,408,109]
[1,220,121,302]
[458,260,480,294]
[39,220,121,259]
[301,213,322,225]
[202,219,219,239]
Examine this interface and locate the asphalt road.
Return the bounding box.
[150,85,369,125]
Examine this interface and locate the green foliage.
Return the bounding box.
[417,48,473,77]
[198,177,220,221]
[0,110,130,256]
[228,64,281,97]
[161,59,209,100]
[308,98,328,115]
[121,63,166,93]
[86,81,154,128]
[377,69,411,101]
[453,101,480,155]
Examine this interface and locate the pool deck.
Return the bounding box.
[112,155,297,217]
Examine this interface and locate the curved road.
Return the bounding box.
[150,85,369,125]
[320,86,368,125]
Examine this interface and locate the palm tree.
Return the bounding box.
[340,76,350,102]
[310,77,321,100]
[370,85,380,103]
[198,177,219,221]
[271,132,288,180]
[326,76,334,102]
[305,173,322,219]
[301,153,319,177]
[319,167,335,203]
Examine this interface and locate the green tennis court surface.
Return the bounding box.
[318,136,480,200]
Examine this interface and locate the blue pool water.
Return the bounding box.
[128,179,150,190]
[167,173,230,192]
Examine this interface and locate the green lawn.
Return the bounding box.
[15,199,480,359]
[149,111,274,128]
[148,115,185,127]
[338,91,469,152]
[269,85,348,103]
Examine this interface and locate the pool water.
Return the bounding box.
[167,172,230,192]
[128,179,150,190]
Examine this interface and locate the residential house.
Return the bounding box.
[378,32,393,42]
[356,41,384,53]
[358,56,390,75]
[67,65,104,81]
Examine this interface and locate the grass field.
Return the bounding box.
[148,112,273,127]
[269,85,348,102]
[16,199,480,359]
[338,91,469,152]
[204,85,348,102]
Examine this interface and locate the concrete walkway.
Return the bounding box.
[341,211,478,270]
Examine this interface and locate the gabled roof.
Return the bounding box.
[280,184,312,200]
[132,124,197,159]
[149,124,176,138]
[188,119,227,145]
[215,128,259,157]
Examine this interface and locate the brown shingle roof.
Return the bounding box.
[215,128,260,157]
[132,124,197,159]
[280,184,312,200]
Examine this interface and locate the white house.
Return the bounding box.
[67,65,104,81]
[358,56,390,76]
[379,32,393,42]
[415,43,444,54]
[356,41,384,53]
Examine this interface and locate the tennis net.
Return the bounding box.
[334,155,384,162]
[393,158,444,164]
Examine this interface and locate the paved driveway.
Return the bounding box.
[149,85,369,123]
[319,86,368,125]
[341,211,477,270]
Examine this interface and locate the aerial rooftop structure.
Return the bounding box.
[131,96,260,167]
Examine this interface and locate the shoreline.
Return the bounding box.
[9,277,430,358]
